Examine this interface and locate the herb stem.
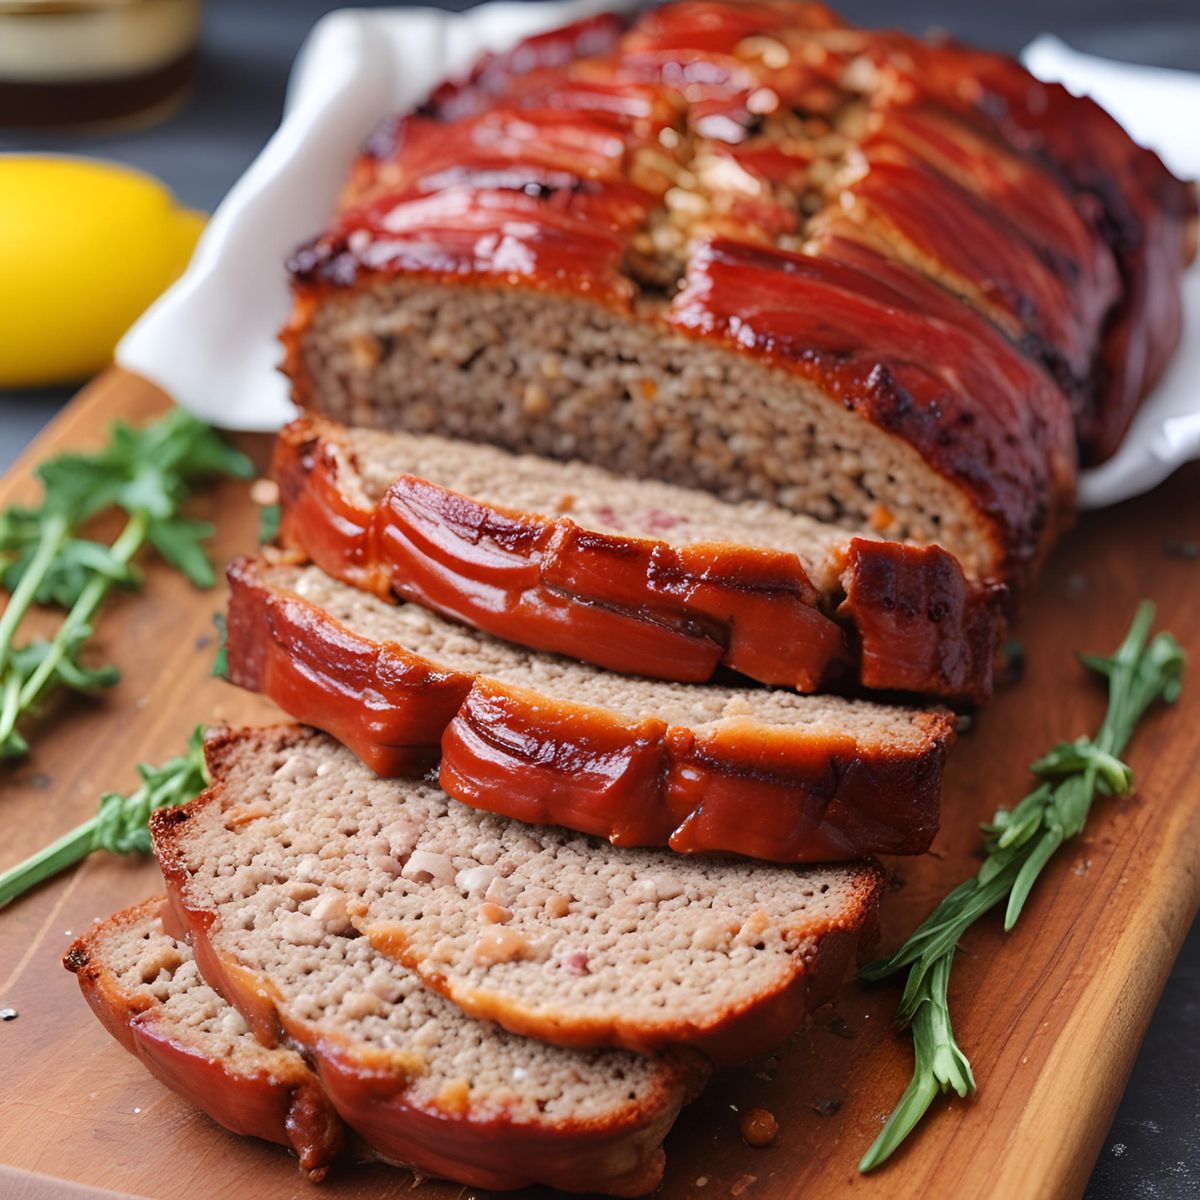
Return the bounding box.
[12,510,148,718]
[0,511,70,664]
[0,819,97,909]
[860,954,973,1171]
[0,408,252,759]
[0,725,207,908]
[0,672,20,741]
[857,602,1183,1172]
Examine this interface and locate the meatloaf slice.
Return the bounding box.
[63,897,345,1181]
[152,725,886,1063]
[226,556,953,860]
[147,750,706,1198]
[274,417,1002,703]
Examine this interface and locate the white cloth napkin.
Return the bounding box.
[117,9,1200,508]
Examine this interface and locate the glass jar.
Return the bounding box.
[0,0,201,130]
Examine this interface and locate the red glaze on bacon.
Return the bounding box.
[283,0,1194,589]
[223,556,955,861]
[271,417,1003,703]
[667,235,1076,588]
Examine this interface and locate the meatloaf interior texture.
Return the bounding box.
[156,724,884,1063]
[293,283,1018,582]
[64,898,346,1180]
[282,0,1196,594]
[151,726,708,1196]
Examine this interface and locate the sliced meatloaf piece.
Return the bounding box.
[63,897,346,1181]
[274,417,1002,703]
[281,3,1193,588]
[226,556,953,860]
[151,725,886,1063]
[145,761,705,1197]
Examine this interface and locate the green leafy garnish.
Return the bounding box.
[0,409,252,758]
[0,726,208,908]
[257,501,281,546]
[210,611,229,680]
[858,601,1184,1171]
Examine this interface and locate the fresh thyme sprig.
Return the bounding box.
[858,601,1184,1171]
[0,409,252,757]
[0,725,207,908]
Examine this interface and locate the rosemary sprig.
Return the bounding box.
[0,726,207,908]
[0,409,252,757]
[858,601,1184,1171]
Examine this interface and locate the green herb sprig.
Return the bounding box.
[858,601,1184,1171]
[257,501,281,547]
[0,409,252,758]
[0,726,208,908]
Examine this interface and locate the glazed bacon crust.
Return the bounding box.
[224,555,954,862]
[271,418,1002,703]
[284,1,1193,583]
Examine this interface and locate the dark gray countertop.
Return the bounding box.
[2,2,1197,1195]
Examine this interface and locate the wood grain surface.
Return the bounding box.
[1,369,1197,1200]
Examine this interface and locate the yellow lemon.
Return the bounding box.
[0,156,205,388]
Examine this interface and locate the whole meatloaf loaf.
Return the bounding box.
[282,1,1196,592]
[152,724,886,1063]
[63,898,346,1180]
[225,556,954,860]
[274,416,1002,702]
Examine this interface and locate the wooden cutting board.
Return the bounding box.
[2,369,1197,1200]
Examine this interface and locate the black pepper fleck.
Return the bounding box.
[811,1098,843,1117]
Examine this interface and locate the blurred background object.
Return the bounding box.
[0,156,203,387]
[0,0,201,129]
[0,6,1196,1194]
